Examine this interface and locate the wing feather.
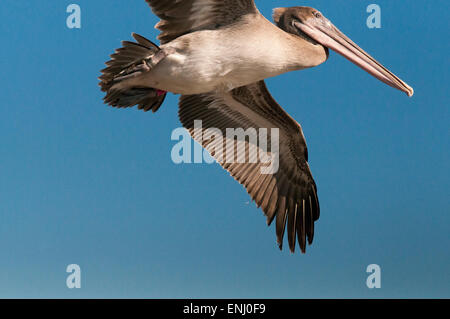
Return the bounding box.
[178,81,320,253]
[145,0,258,44]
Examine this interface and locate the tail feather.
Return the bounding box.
[99,33,167,113]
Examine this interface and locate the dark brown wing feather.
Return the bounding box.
[145,0,258,44]
[178,81,320,253]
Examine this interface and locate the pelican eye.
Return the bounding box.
[314,12,322,18]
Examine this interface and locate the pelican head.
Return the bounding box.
[273,6,414,97]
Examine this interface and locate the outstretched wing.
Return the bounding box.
[178,81,320,253]
[145,0,258,44]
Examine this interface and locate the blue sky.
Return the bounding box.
[0,0,448,298]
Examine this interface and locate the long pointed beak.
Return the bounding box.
[294,19,414,97]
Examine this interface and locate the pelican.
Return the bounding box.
[99,1,413,253]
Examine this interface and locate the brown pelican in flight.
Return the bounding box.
[99,1,413,253]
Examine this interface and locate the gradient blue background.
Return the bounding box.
[0,0,448,298]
